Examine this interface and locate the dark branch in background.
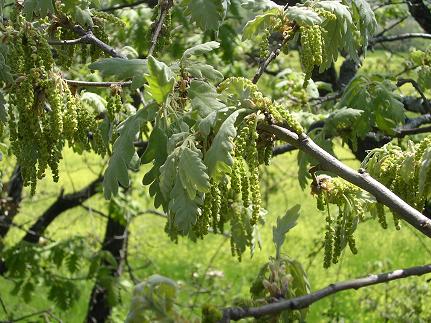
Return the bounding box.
[397,78,430,113]
[221,263,431,321]
[21,177,103,244]
[261,124,431,237]
[0,166,23,238]
[148,0,173,56]
[407,0,431,34]
[375,16,409,38]
[101,0,158,12]
[372,32,431,44]
[64,79,132,88]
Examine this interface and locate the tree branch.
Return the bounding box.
[71,25,126,59]
[260,124,431,238]
[101,0,158,12]
[221,263,431,321]
[397,78,430,113]
[372,32,431,44]
[64,79,132,88]
[148,0,173,57]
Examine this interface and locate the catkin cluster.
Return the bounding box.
[299,25,323,82]
[312,176,364,268]
[363,137,431,227]
[5,20,107,193]
[218,77,304,134]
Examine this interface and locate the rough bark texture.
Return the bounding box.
[0,166,23,238]
[408,0,431,33]
[86,217,127,323]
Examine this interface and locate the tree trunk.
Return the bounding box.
[0,166,23,239]
[86,215,127,323]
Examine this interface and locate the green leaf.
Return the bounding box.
[142,127,169,209]
[285,6,322,26]
[242,8,282,40]
[23,0,55,19]
[144,56,175,105]
[89,58,147,80]
[204,109,243,182]
[103,109,148,199]
[349,0,377,51]
[187,0,227,31]
[182,41,220,61]
[189,80,225,117]
[0,91,6,123]
[273,205,300,259]
[185,63,224,82]
[323,107,364,137]
[159,153,178,199]
[0,52,12,84]
[178,146,210,199]
[419,148,431,198]
[168,177,200,233]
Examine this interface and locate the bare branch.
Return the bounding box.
[260,124,431,238]
[221,263,431,321]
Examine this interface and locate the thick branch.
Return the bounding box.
[261,124,431,238]
[221,263,431,321]
[408,0,431,34]
[22,177,103,244]
[0,166,23,238]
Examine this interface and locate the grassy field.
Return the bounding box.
[1,51,431,322]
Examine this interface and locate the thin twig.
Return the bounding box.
[221,263,431,321]
[375,16,409,37]
[148,0,173,56]
[48,35,89,46]
[64,79,132,87]
[397,78,431,112]
[101,0,157,12]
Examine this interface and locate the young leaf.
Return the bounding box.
[182,41,220,61]
[188,80,225,117]
[168,177,200,233]
[349,0,377,51]
[178,145,210,199]
[159,153,178,200]
[419,148,431,198]
[185,63,224,82]
[103,109,148,199]
[204,109,243,182]
[89,58,147,89]
[242,8,282,40]
[285,6,322,26]
[187,0,227,31]
[22,0,55,19]
[273,205,301,259]
[144,56,175,105]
